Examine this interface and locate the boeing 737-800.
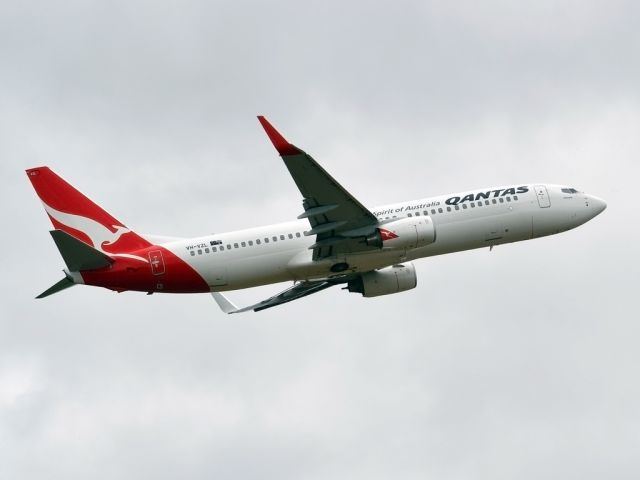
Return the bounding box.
[27,116,606,312]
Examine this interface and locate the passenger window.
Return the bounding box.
[264,238,269,243]
[471,203,475,208]
[256,239,261,245]
[492,199,497,204]
[506,197,511,202]
[438,208,443,213]
[226,244,231,249]
[514,195,519,201]
[485,200,490,206]
[241,242,246,247]
[234,243,239,248]
[407,213,413,217]
[220,246,224,251]
[205,248,210,253]
[272,236,277,242]
[454,205,460,211]
[280,235,285,240]
[415,211,420,216]
[190,251,195,256]
[499,198,504,203]
[462,204,468,209]
[296,232,301,238]
[431,209,436,215]
[288,233,293,239]
[197,249,202,255]
[212,247,217,252]
[248,240,253,246]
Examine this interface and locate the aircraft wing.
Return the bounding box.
[212,278,349,313]
[258,116,379,260]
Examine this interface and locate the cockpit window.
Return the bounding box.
[561,187,579,194]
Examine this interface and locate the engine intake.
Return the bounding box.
[348,263,417,297]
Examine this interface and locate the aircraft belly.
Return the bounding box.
[344,250,406,272]
[532,208,572,237]
[209,251,297,290]
[287,247,405,280]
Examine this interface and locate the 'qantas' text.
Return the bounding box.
[445,186,529,205]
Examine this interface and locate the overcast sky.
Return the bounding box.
[1,1,639,479]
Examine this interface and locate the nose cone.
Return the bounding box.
[590,195,607,217]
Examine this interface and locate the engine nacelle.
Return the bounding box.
[347,263,417,297]
[366,217,436,251]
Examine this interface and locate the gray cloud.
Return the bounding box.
[1,1,638,479]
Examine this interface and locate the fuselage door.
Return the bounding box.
[534,185,551,208]
[149,250,166,275]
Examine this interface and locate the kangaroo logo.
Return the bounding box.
[43,203,131,252]
[379,228,399,241]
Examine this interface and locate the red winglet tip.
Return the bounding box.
[257,116,301,156]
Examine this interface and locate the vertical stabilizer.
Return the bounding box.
[26,167,152,254]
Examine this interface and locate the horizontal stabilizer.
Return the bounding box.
[50,230,114,271]
[36,275,75,299]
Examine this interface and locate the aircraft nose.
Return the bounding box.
[590,195,607,216]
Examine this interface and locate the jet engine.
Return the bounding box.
[365,217,435,250]
[347,263,417,297]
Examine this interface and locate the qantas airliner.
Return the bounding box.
[27,116,606,312]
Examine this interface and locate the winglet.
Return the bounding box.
[212,292,241,314]
[257,116,302,156]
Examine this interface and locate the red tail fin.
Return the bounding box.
[26,167,152,254]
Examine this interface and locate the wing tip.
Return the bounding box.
[257,116,301,156]
[212,292,242,314]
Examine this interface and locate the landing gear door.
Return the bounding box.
[149,250,166,275]
[534,185,551,208]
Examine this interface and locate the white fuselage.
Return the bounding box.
[162,184,606,292]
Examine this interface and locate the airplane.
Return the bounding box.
[26,116,607,313]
